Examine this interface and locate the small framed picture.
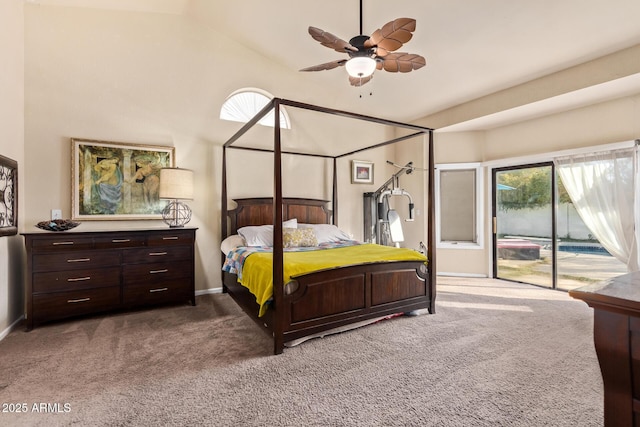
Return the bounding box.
[351,160,374,184]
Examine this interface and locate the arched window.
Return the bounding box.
[220,88,291,129]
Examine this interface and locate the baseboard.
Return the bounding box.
[437,272,488,278]
[195,287,223,296]
[0,315,25,342]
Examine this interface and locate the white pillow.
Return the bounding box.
[221,234,246,255]
[298,223,351,244]
[238,225,273,247]
[238,218,298,247]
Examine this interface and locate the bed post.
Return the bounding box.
[221,146,228,289]
[427,130,437,313]
[332,157,338,226]
[221,147,228,237]
[273,99,285,355]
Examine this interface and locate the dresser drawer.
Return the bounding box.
[123,260,192,284]
[123,278,192,306]
[122,261,193,286]
[32,287,121,323]
[33,267,120,293]
[31,237,93,252]
[123,246,191,265]
[147,231,194,247]
[94,235,146,249]
[32,250,120,272]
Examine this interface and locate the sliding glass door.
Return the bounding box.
[493,160,628,290]
[493,163,555,288]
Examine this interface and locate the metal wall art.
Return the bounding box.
[0,154,17,236]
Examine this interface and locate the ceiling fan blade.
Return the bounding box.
[308,27,358,53]
[349,75,374,87]
[375,47,389,57]
[364,18,417,53]
[379,53,426,73]
[300,59,347,72]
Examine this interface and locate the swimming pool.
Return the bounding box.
[558,244,611,256]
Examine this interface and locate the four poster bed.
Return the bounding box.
[220,99,436,354]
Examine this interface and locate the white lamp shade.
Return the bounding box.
[159,168,194,200]
[345,56,376,78]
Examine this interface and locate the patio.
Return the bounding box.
[498,248,627,290]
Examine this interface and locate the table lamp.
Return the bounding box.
[159,167,194,227]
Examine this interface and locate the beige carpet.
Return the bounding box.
[0,277,603,426]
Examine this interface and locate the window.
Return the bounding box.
[435,163,483,248]
[220,88,291,129]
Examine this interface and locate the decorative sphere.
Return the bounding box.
[162,201,192,227]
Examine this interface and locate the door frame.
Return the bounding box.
[492,161,558,288]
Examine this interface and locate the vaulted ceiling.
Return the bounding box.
[29,0,640,130]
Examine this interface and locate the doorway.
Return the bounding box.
[493,163,555,288]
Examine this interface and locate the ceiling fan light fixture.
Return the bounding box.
[345,56,376,78]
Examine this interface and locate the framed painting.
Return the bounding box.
[71,138,175,220]
[0,154,18,236]
[351,160,374,184]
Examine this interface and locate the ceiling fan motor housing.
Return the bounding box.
[348,35,376,58]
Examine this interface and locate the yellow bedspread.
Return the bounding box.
[238,244,427,317]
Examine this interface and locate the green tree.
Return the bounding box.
[498,168,571,211]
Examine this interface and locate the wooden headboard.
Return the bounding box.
[226,197,332,236]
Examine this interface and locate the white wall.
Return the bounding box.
[23,4,403,295]
[0,0,25,335]
[429,132,486,275]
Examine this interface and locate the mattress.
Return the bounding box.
[223,242,428,316]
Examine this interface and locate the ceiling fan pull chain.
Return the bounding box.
[358,76,374,98]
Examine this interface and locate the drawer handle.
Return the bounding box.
[67,258,90,263]
[112,239,131,243]
[163,236,179,240]
[149,287,168,293]
[149,252,168,256]
[149,269,168,274]
[67,276,91,282]
[53,241,74,246]
[67,297,91,303]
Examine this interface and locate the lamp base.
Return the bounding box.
[162,201,192,228]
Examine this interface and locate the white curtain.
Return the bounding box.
[554,146,640,272]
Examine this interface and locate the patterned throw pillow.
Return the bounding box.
[283,228,318,248]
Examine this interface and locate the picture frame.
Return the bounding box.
[0,154,18,236]
[351,160,374,184]
[71,138,175,220]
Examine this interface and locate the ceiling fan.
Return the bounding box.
[300,0,426,87]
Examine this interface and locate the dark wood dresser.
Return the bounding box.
[570,272,640,427]
[22,227,197,330]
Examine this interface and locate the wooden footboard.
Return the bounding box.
[282,261,432,344]
[223,260,433,354]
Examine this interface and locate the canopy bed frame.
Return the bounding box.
[221,98,436,354]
